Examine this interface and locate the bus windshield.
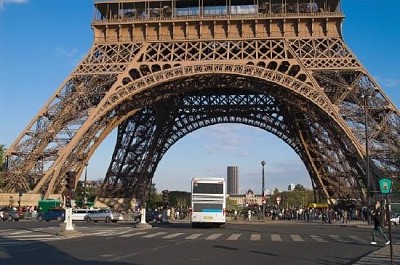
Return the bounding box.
[193,182,223,194]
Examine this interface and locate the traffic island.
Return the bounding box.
[57,223,82,238]
[134,222,152,229]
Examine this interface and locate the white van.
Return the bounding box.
[72,209,100,221]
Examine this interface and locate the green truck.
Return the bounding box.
[37,199,62,213]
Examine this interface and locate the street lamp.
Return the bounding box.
[362,89,377,225]
[261,160,266,221]
[84,163,88,208]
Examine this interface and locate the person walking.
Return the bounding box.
[371,210,390,245]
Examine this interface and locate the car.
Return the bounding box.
[390,214,400,225]
[85,209,121,223]
[134,211,163,223]
[1,208,20,221]
[37,208,65,222]
[72,208,100,221]
[0,207,7,220]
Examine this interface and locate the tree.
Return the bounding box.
[270,184,314,208]
[294,184,306,191]
[0,144,5,188]
[168,191,191,208]
[0,144,5,172]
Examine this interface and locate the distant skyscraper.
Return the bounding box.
[227,166,239,195]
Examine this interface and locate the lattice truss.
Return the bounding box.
[3,37,399,204]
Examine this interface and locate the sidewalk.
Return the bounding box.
[354,243,399,264]
[331,220,398,264]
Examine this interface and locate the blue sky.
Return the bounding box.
[0,0,399,194]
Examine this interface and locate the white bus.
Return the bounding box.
[190,177,226,228]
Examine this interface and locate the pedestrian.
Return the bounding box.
[370,210,390,245]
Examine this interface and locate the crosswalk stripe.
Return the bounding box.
[290,234,305,242]
[348,235,364,243]
[329,235,350,243]
[91,231,114,236]
[250,234,261,241]
[226,234,241,240]
[6,234,53,238]
[119,231,147,238]
[271,234,282,241]
[9,230,30,235]
[162,233,186,239]
[185,233,203,240]
[205,234,222,240]
[0,229,18,233]
[310,235,327,242]
[14,237,58,241]
[142,232,168,238]
[114,230,133,236]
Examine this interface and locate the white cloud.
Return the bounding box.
[197,124,253,156]
[55,47,78,58]
[374,75,400,89]
[383,78,400,89]
[0,0,27,8]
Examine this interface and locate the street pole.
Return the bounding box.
[385,194,394,265]
[363,94,371,225]
[84,163,88,208]
[261,160,266,221]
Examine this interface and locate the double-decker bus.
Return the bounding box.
[190,177,226,228]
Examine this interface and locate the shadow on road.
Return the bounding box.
[0,236,137,265]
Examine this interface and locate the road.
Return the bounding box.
[0,220,398,264]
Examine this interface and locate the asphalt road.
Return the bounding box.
[1,220,398,264]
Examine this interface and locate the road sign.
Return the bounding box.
[379,178,392,194]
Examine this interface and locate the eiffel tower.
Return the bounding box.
[2,0,399,205]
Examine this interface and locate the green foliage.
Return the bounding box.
[145,190,191,210]
[278,190,314,208]
[168,191,191,207]
[73,179,102,205]
[269,184,314,208]
[145,184,163,209]
[0,144,5,188]
[226,197,243,212]
[293,184,306,191]
[0,144,5,172]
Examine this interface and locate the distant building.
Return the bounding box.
[228,189,265,207]
[227,166,239,195]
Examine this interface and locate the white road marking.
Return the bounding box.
[271,234,282,241]
[142,232,168,238]
[185,233,203,240]
[250,234,261,241]
[290,234,305,242]
[205,234,222,240]
[226,234,241,240]
[162,233,186,239]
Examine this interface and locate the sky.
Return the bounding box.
[0,0,399,194]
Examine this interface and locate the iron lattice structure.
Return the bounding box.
[3,0,400,204]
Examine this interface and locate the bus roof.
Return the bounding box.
[192,177,224,182]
